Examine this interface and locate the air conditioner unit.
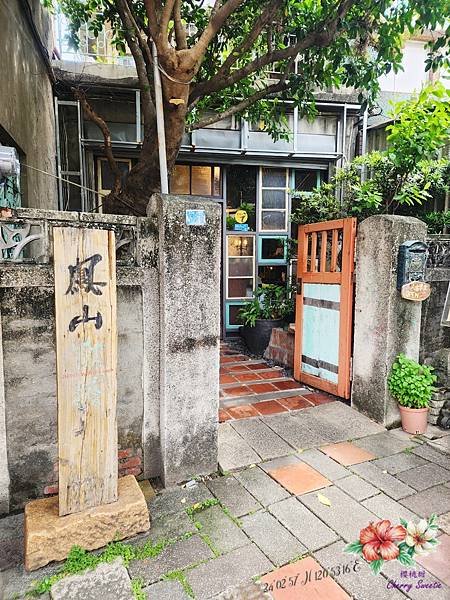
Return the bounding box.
[0,146,20,177]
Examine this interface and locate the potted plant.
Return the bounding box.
[238,284,293,355]
[388,353,437,434]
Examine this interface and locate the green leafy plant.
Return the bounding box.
[238,285,294,327]
[421,210,450,234]
[388,354,437,409]
[226,202,256,230]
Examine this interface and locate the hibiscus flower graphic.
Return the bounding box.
[359,520,406,562]
[344,514,439,575]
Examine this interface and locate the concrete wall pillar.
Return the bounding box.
[0,311,10,514]
[352,215,427,427]
[151,194,221,485]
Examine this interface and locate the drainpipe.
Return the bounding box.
[152,42,169,194]
[360,108,369,182]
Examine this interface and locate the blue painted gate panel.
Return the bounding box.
[301,283,340,384]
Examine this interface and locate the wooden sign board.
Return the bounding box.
[401,281,431,302]
[54,227,117,516]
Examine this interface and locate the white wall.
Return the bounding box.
[378,40,430,93]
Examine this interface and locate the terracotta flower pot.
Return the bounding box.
[398,405,428,435]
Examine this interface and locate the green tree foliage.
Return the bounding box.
[291,84,450,227]
[42,1,450,213]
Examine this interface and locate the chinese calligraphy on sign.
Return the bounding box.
[53,227,118,517]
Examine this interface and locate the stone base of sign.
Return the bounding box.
[24,475,150,572]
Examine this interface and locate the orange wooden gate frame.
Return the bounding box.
[293,217,357,399]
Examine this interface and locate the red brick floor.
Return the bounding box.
[219,341,336,421]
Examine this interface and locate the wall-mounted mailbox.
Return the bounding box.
[397,240,431,301]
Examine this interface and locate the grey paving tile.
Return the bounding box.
[422,426,450,440]
[144,579,190,600]
[230,418,294,461]
[128,535,213,585]
[218,423,261,472]
[382,559,449,599]
[438,512,450,534]
[235,466,290,507]
[297,449,350,481]
[0,513,24,571]
[429,436,450,454]
[259,455,301,472]
[207,476,261,517]
[362,492,420,523]
[309,401,385,437]
[268,496,338,551]
[261,413,331,450]
[335,475,379,501]
[241,510,306,566]
[148,483,213,519]
[314,540,406,600]
[146,511,196,544]
[353,431,419,457]
[186,543,273,600]
[350,461,415,500]
[194,506,249,554]
[372,453,428,475]
[299,485,380,542]
[412,444,449,469]
[396,463,450,491]
[211,581,273,599]
[1,562,61,599]
[399,484,450,518]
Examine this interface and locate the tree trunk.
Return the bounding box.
[103,79,189,216]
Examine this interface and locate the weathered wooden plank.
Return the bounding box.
[53,227,117,516]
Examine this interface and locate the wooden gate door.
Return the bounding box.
[294,218,357,399]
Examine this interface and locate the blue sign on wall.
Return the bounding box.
[186,209,206,226]
[234,223,249,232]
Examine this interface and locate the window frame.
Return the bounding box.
[169,163,222,198]
[258,167,289,232]
[226,233,256,300]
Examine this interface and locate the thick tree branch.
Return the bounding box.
[191,0,247,63]
[115,0,155,133]
[173,0,187,50]
[73,88,122,195]
[143,0,160,42]
[190,0,359,103]
[215,0,284,79]
[160,0,177,44]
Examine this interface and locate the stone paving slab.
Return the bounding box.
[1,561,61,599]
[350,461,416,500]
[439,512,450,534]
[371,452,428,475]
[50,558,134,600]
[212,581,273,599]
[429,436,450,454]
[421,426,450,440]
[230,418,294,461]
[299,485,379,542]
[207,476,261,518]
[297,449,350,481]
[353,431,419,457]
[382,558,449,600]
[362,492,420,523]
[148,483,213,519]
[305,401,385,438]
[128,535,213,585]
[412,444,450,469]
[194,506,249,554]
[144,578,191,599]
[396,463,450,491]
[335,474,379,501]
[241,510,306,566]
[399,484,450,518]
[218,423,261,472]
[314,540,408,600]
[145,511,197,544]
[0,513,24,572]
[186,543,273,600]
[261,412,342,450]
[235,466,290,507]
[268,496,339,551]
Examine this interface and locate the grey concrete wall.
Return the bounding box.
[151,195,221,485]
[352,215,427,428]
[0,0,57,209]
[0,201,221,513]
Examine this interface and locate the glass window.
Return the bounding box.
[228,304,243,326]
[99,159,131,192]
[170,165,190,194]
[259,167,288,232]
[227,235,255,299]
[260,237,286,262]
[294,170,321,193]
[169,164,222,197]
[226,165,257,231]
[262,168,286,187]
[262,211,286,231]
[258,265,287,286]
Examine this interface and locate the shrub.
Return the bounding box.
[388,354,437,409]
[238,285,294,327]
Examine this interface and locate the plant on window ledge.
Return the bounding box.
[227,202,256,230]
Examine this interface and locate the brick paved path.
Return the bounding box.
[220,341,335,422]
